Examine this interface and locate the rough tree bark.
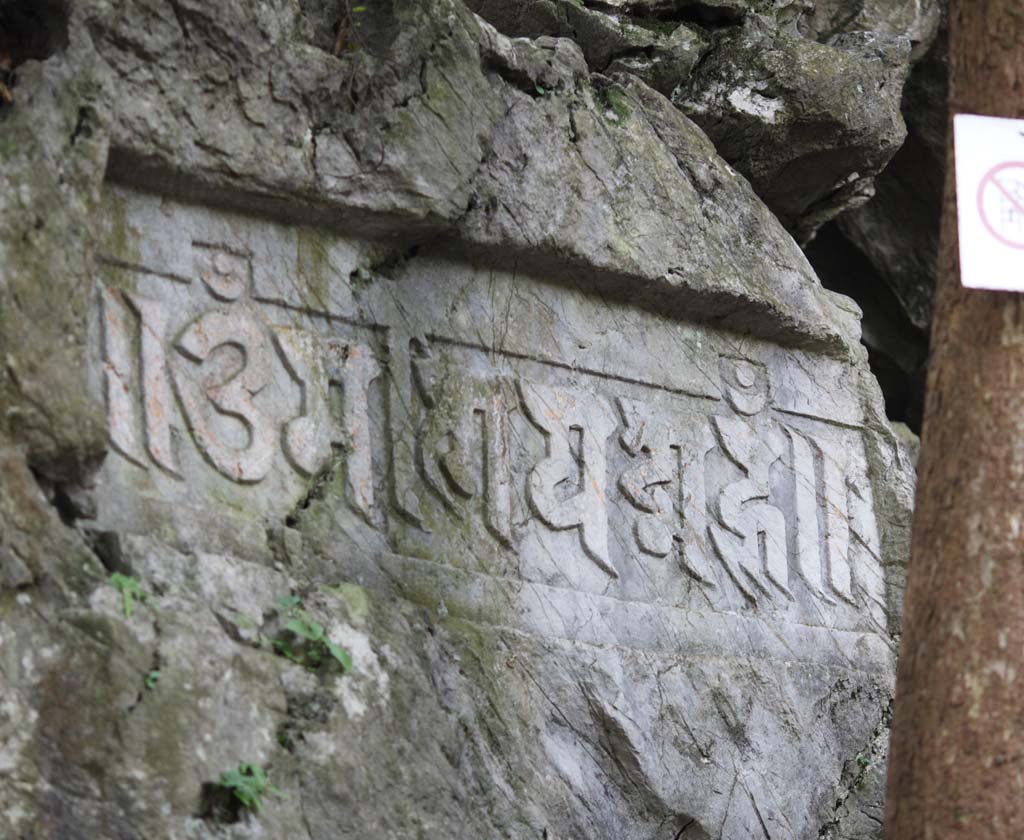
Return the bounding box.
[886,3,1024,837]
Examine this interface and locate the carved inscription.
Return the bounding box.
[413,352,518,546]
[710,415,790,602]
[521,382,619,578]
[275,329,382,520]
[100,262,882,614]
[617,398,717,582]
[174,310,277,483]
[100,276,378,516]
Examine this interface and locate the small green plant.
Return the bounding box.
[145,670,161,690]
[109,573,145,618]
[217,763,282,814]
[853,753,875,790]
[272,595,353,673]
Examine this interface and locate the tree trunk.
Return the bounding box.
[886,3,1024,837]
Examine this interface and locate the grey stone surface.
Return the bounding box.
[807,13,946,430]
[674,13,914,244]
[469,0,941,243]
[0,0,916,838]
[835,19,948,335]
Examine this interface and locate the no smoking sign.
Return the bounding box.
[955,114,1024,290]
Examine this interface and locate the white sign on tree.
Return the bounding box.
[955,113,1024,291]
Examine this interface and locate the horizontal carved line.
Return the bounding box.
[427,334,723,403]
[250,294,374,330]
[192,239,253,258]
[772,406,865,432]
[97,255,192,285]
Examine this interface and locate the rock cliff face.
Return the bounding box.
[0,0,922,838]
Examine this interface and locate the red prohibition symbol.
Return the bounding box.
[977,161,1024,250]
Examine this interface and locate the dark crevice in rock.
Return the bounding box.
[29,461,101,527]
[806,223,928,432]
[196,782,246,825]
[69,105,97,146]
[284,452,344,529]
[277,684,338,752]
[816,698,893,838]
[584,0,745,29]
[165,0,191,41]
[0,0,69,104]
[481,53,549,98]
[298,0,402,58]
[804,19,945,435]
[83,530,130,576]
[0,0,70,65]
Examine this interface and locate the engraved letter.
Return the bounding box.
[274,329,382,520]
[720,357,768,416]
[274,327,333,477]
[100,286,180,475]
[128,292,179,475]
[709,415,790,602]
[173,311,276,483]
[788,428,858,604]
[388,335,429,526]
[101,286,146,467]
[416,363,518,546]
[520,381,619,577]
[821,439,853,601]
[618,398,717,582]
[789,429,825,595]
[326,341,382,523]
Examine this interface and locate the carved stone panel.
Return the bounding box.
[91,186,888,643]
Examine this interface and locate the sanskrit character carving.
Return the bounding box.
[709,415,791,602]
[274,329,382,521]
[720,357,769,416]
[414,356,517,546]
[847,475,881,561]
[274,327,335,477]
[789,429,826,597]
[196,247,249,302]
[130,293,179,475]
[100,286,180,476]
[101,286,146,468]
[173,310,276,484]
[617,398,717,582]
[520,381,619,578]
[327,341,382,523]
[820,435,853,602]
[789,427,873,605]
[387,334,430,527]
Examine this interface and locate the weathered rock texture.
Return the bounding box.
[467,0,940,243]
[0,0,917,838]
[808,12,947,431]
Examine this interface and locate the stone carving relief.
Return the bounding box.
[617,397,717,583]
[98,245,882,621]
[412,348,518,547]
[100,250,380,518]
[520,381,620,578]
[174,309,278,484]
[275,329,381,521]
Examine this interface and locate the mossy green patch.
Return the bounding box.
[323,582,371,625]
[593,82,632,123]
[296,226,333,312]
